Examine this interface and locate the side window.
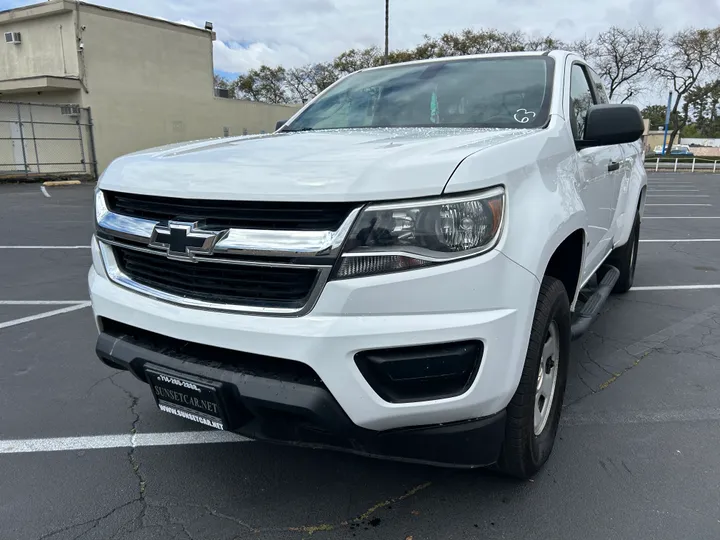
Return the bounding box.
[588,68,609,104]
[569,64,595,140]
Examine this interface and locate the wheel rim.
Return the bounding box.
[534,321,560,436]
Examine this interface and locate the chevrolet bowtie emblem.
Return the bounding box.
[149,220,228,262]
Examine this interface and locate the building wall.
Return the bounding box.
[2,90,83,105]
[0,11,79,80]
[680,138,720,148]
[77,5,300,173]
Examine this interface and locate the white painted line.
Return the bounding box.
[631,284,720,291]
[648,189,700,192]
[644,216,720,219]
[646,195,709,197]
[0,300,88,305]
[0,245,90,249]
[0,431,251,454]
[645,203,712,206]
[563,407,720,426]
[40,186,50,198]
[0,302,91,330]
[640,239,720,243]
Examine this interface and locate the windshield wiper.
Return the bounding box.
[281,127,314,132]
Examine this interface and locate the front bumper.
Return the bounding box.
[96,326,506,467]
[90,239,539,434]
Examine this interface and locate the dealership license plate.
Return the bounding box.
[146,369,226,431]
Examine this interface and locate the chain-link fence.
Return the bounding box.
[0,101,97,181]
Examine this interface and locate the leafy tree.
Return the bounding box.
[234,66,288,103]
[684,80,720,137]
[641,104,669,130]
[213,74,236,98]
[332,47,384,76]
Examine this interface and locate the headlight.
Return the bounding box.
[334,186,505,279]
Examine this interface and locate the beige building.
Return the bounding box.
[0,0,300,176]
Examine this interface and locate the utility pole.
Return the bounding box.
[384,0,389,63]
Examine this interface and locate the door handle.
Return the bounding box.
[608,161,620,172]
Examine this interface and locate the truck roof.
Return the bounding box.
[359,50,574,73]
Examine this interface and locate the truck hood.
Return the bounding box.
[100,127,538,202]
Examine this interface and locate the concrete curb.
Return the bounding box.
[42,180,82,187]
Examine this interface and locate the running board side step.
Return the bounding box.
[570,265,620,341]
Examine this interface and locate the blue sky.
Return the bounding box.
[3,0,720,99]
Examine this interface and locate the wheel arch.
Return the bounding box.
[542,228,586,311]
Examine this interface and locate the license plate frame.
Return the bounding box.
[146,367,227,431]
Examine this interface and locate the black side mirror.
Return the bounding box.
[275,120,287,131]
[578,104,644,149]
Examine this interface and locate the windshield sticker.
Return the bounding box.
[513,109,537,124]
[430,91,440,124]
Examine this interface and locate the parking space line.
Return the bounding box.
[631,285,720,291]
[644,216,720,219]
[646,195,709,198]
[0,302,91,330]
[0,300,88,305]
[648,189,700,192]
[0,431,250,454]
[640,239,720,243]
[645,204,712,206]
[0,246,90,249]
[40,186,51,198]
[563,407,720,426]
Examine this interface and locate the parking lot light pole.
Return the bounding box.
[662,90,673,156]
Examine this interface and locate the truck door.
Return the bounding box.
[586,66,627,243]
[568,62,618,282]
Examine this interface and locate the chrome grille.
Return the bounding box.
[114,246,319,308]
[94,189,362,316]
[105,190,357,231]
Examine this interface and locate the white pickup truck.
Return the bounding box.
[90,50,647,478]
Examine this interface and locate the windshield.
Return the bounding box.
[284,56,554,131]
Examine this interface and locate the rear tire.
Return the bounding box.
[603,211,640,294]
[496,276,570,479]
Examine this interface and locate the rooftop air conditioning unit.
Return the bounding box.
[4,32,21,44]
[60,104,81,117]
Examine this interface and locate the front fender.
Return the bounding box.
[613,144,648,248]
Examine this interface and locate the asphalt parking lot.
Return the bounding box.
[2,173,720,540]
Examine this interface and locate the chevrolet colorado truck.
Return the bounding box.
[90,50,647,479]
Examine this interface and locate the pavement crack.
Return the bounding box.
[84,371,121,398]
[36,500,139,540]
[203,506,258,533]
[579,339,615,377]
[109,377,149,532]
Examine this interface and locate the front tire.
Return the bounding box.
[496,276,570,479]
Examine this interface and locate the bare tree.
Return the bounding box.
[286,63,339,103]
[577,26,665,103]
[653,28,716,152]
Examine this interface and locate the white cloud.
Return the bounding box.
[13,0,720,79]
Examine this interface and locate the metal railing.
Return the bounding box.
[0,101,97,180]
[645,156,720,173]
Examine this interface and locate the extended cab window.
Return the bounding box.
[569,64,595,139]
[285,57,554,131]
[588,68,609,104]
